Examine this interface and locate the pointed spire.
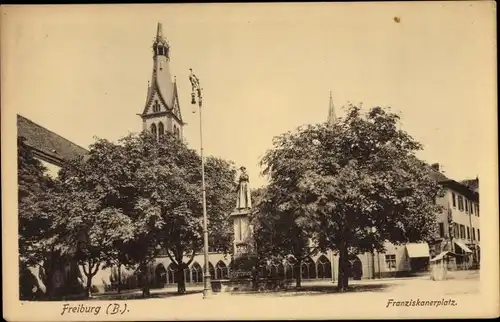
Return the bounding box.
[156,22,163,40]
[327,91,337,125]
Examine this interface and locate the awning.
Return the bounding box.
[406,243,430,258]
[430,251,454,262]
[454,240,473,253]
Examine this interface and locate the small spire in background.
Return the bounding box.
[327,91,337,125]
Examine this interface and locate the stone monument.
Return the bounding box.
[213,166,259,293]
[232,166,254,256]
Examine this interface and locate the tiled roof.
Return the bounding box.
[429,168,450,183]
[460,178,479,192]
[17,115,88,165]
[428,166,478,201]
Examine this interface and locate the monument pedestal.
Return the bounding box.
[230,209,254,255]
[212,208,259,294]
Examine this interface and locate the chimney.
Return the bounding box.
[431,163,440,171]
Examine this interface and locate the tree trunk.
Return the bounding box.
[295,259,302,288]
[86,274,93,298]
[42,254,56,300]
[337,241,349,291]
[82,260,99,299]
[44,268,54,300]
[176,265,186,294]
[117,263,122,294]
[141,262,151,298]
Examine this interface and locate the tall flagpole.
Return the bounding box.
[189,69,212,298]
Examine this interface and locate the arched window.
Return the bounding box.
[152,101,160,113]
[277,263,285,277]
[286,256,300,279]
[158,122,165,138]
[167,263,176,284]
[215,261,228,279]
[316,255,332,279]
[155,264,167,287]
[191,262,203,283]
[301,257,317,280]
[284,263,293,279]
[348,255,363,280]
[150,123,157,138]
[270,263,284,277]
[203,262,216,280]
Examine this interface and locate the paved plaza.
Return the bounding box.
[89,270,485,319]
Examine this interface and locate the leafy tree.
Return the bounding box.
[77,132,236,295]
[52,155,135,298]
[118,132,236,294]
[59,135,159,297]
[18,137,56,266]
[17,137,62,298]
[261,105,443,291]
[253,186,317,287]
[19,129,236,298]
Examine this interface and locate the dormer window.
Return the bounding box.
[152,101,160,113]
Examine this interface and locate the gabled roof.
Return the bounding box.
[139,23,183,124]
[17,115,88,166]
[171,81,183,123]
[141,78,183,124]
[428,168,479,202]
[429,168,450,183]
[460,178,479,193]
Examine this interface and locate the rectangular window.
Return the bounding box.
[472,228,476,241]
[460,225,466,239]
[470,202,474,214]
[478,229,480,241]
[475,204,480,216]
[438,223,445,238]
[467,227,470,240]
[464,199,469,213]
[458,196,464,211]
[452,192,457,208]
[385,254,396,270]
[454,223,459,239]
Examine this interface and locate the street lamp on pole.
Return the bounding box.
[189,68,212,299]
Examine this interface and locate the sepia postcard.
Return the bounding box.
[1,2,498,320]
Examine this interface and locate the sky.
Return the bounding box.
[2,2,496,188]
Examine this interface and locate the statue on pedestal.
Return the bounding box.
[215,167,263,292]
[236,166,252,210]
[229,167,258,279]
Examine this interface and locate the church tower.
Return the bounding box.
[327,91,337,124]
[138,23,184,140]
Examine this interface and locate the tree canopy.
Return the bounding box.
[18,131,237,297]
[259,104,443,290]
[18,136,60,267]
